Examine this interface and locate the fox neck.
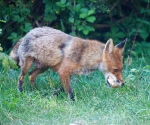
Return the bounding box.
[72,41,105,75]
[79,40,104,66]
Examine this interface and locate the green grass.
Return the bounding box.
[0,58,150,125]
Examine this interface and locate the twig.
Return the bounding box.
[35,20,41,27]
[95,16,128,29]
[128,0,149,64]
[71,0,76,36]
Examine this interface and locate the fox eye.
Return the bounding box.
[114,69,119,72]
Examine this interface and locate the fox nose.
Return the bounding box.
[116,80,125,86]
[121,82,125,86]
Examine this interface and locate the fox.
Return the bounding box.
[10,26,127,101]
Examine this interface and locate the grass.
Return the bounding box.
[0,58,150,125]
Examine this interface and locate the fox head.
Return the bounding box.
[99,38,127,88]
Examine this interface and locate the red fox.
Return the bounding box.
[10,27,127,100]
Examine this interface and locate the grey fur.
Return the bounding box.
[18,27,71,67]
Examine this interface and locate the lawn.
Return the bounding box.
[0,58,150,125]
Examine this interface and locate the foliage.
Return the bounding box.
[0,51,18,72]
[127,65,150,85]
[43,0,102,35]
[0,0,150,57]
[106,26,126,43]
[0,20,18,72]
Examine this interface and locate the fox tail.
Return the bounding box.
[10,38,22,66]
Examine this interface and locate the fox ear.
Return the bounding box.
[115,38,127,49]
[104,38,114,53]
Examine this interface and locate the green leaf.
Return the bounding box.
[130,68,139,72]
[0,52,18,71]
[86,16,96,23]
[82,26,95,35]
[61,0,66,4]
[74,4,81,12]
[86,26,95,31]
[0,29,2,34]
[69,17,74,23]
[83,30,89,35]
[115,32,126,38]
[13,15,24,23]
[127,74,136,81]
[0,46,3,51]
[144,65,150,69]
[79,13,87,18]
[137,18,150,25]
[141,33,149,41]
[140,9,150,13]
[2,57,9,72]
[8,56,18,69]
[56,2,61,6]
[78,25,84,31]
[44,13,57,22]
[111,26,119,34]
[140,29,149,41]
[7,32,17,39]
[0,20,6,23]
[60,20,65,32]
[0,53,5,60]
[20,22,33,33]
[88,10,95,16]
[80,8,88,13]
[7,32,19,43]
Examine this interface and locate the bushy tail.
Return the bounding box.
[10,38,22,66]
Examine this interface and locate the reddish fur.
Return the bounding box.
[103,49,124,83]
[10,27,127,100]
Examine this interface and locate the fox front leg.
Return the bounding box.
[58,71,75,101]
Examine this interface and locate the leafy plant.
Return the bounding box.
[106,26,126,43]
[0,52,18,72]
[133,42,150,56]
[0,20,18,72]
[126,65,150,90]
[0,0,150,60]
[54,0,98,35]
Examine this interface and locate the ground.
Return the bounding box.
[0,58,150,125]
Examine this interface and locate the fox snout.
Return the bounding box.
[107,76,124,88]
[116,79,124,86]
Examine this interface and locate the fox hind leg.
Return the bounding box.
[18,57,33,92]
[29,67,48,86]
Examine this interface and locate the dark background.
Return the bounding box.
[0,0,150,58]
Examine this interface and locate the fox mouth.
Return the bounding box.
[106,79,111,87]
[106,76,120,88]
